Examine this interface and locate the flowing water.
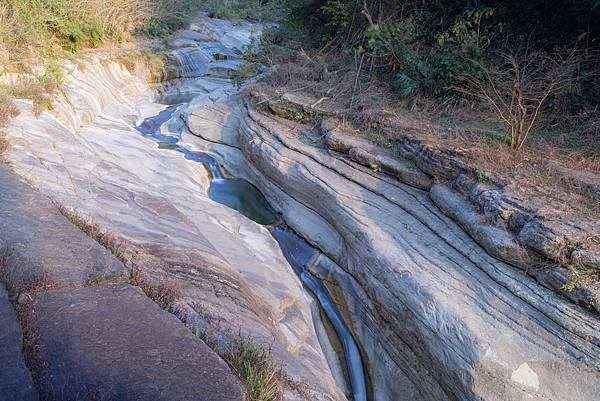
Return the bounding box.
[136,105,368,401]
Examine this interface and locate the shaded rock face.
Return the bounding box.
[0,164,126,288]
[0,165,245,401]
[184,98,600,401]
[31,284,245,401]
[3,17,345,401]
[321,126,600,314]
[0,284,38,401]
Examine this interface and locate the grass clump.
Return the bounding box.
[128,270,182,310]
[193,325,283,401]
[225,337,282,401]
[56,205,125,261]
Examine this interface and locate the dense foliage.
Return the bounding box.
[0,0,196,66]
[292,0,600,104]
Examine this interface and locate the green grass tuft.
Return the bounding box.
[193,326,283,401]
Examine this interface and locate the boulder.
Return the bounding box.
[30,284,244,401]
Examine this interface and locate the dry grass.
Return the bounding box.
[193,324,283,401]
[128,270,182,310]
[14,297,48,393]
[0,131,8,155]
[56,205,126,261]
[257,44,600,219]
[114,49,169,83]
[0,89,20,125]
[2,78,54,115]
[0,245,53,300]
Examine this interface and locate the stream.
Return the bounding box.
[136,106,368,401]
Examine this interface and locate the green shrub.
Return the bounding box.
[0,0,199,65]
[294,0,599,115]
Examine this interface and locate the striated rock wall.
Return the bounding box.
[184,97,600,401]
[258,91,600,315]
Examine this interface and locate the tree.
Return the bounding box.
[458,49,581,150]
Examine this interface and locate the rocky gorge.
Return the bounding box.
[1,13,599,401]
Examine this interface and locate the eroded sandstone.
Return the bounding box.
[184,95,600,401]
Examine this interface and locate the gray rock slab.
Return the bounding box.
[0,284,38,401]
[31,284,244,401]
[0,165,126,288]
[235,106,600,401]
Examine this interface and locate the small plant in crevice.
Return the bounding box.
[193,324,283,401]
[128,270,182,310]
[84,273,125,288]
[56,204,126,262]
[561,265,600,294]
[475,169,488,184]
[387,142,400,158]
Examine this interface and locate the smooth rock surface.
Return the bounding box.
[0,164,126,289]
[4,17,345,401]
[194,102,600,401]
[0,284,38,401]
[30,284,244,401]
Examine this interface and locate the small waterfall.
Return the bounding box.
[135,110,369,401]
[134,23,370,399]
[271,227,368,401]
[169,48,212,78]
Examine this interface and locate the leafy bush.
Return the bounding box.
[289,0,600,148]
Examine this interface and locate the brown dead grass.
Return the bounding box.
[256,46,600,219]
[113,48,169,84]
[14,297,48,393]
[0,131,8,155]
[1,78,53,116]
[0,89,20,148]
[128,269,182,310]
[0,89,20,124]
[56,205,126,262]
